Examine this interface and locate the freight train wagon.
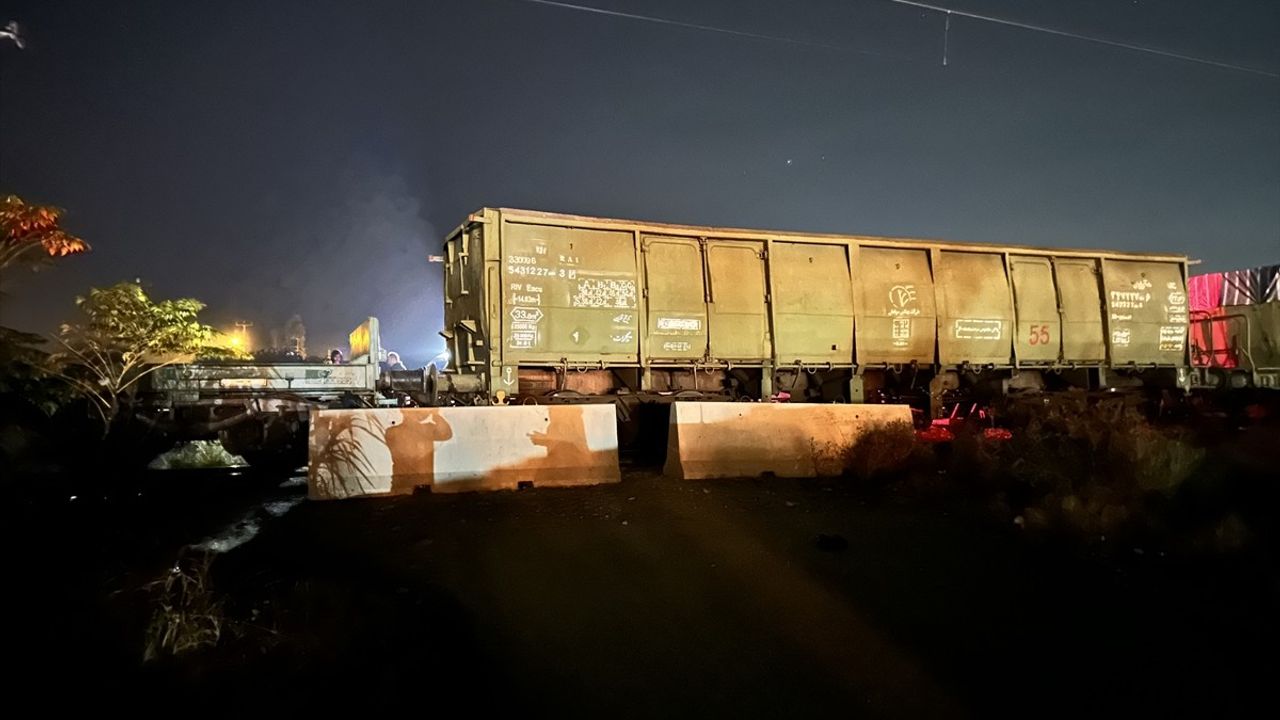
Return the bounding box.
[1188,264,1280,392]
[399,208,1192,417]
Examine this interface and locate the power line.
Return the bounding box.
[513,0,907,61]
[884,0,1278,79]
[513,0,1278,80]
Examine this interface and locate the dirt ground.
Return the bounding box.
[6,464,1275,717]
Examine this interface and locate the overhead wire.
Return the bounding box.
[512,0,1278,79]
[883,0,1278,79]
[513,0,911,61]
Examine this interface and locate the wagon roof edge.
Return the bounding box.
[479,207,1190,263]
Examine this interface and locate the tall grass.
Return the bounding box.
[843,421,928,480]
[838,396,1231,547]
[143,553,225,660]
[953,396,1206,539]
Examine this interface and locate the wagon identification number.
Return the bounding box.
[1027,324,1051,345]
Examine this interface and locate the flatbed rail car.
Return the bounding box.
[400,208,1194,416]
[140,318,387,468]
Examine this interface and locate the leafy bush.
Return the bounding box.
[952,396,1206,539]
[844,421,932,480]
[0,194,90,274]
[149,440,246,470]
[50,281,215,430]
[0,326,73,416]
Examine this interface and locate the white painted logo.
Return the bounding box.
[888,285,921,317]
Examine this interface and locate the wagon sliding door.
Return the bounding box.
[705,241,769,361]
[642,236,707,361]
[852,247,936,366]
[771,242,853,365]
[500,222,640,363]
[934,251,1014,366]
[1009,256,1061,364]
[1100,259,1189,365]
[1053,258,1106,363]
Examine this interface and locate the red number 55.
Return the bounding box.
[1028,324,1050,345]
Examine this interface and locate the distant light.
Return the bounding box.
[230,336,243,347]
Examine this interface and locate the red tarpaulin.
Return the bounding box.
[1188,264,1278,369]
[1188,273,1234,367]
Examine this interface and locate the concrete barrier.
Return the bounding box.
[309,404,621,500]
[664,402,914,480]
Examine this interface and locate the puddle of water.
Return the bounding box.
[191,491,306,553]
[192,513,261,553]
[264,497,305,517]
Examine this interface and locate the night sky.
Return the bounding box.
[1,0,1276,365]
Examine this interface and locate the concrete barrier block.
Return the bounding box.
[309,404,621,500]
[664,402,913,480]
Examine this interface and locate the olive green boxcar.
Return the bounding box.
[436,208,1190,407]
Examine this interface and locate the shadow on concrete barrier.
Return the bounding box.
[309,405,621,500]
[663,402,914,480]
